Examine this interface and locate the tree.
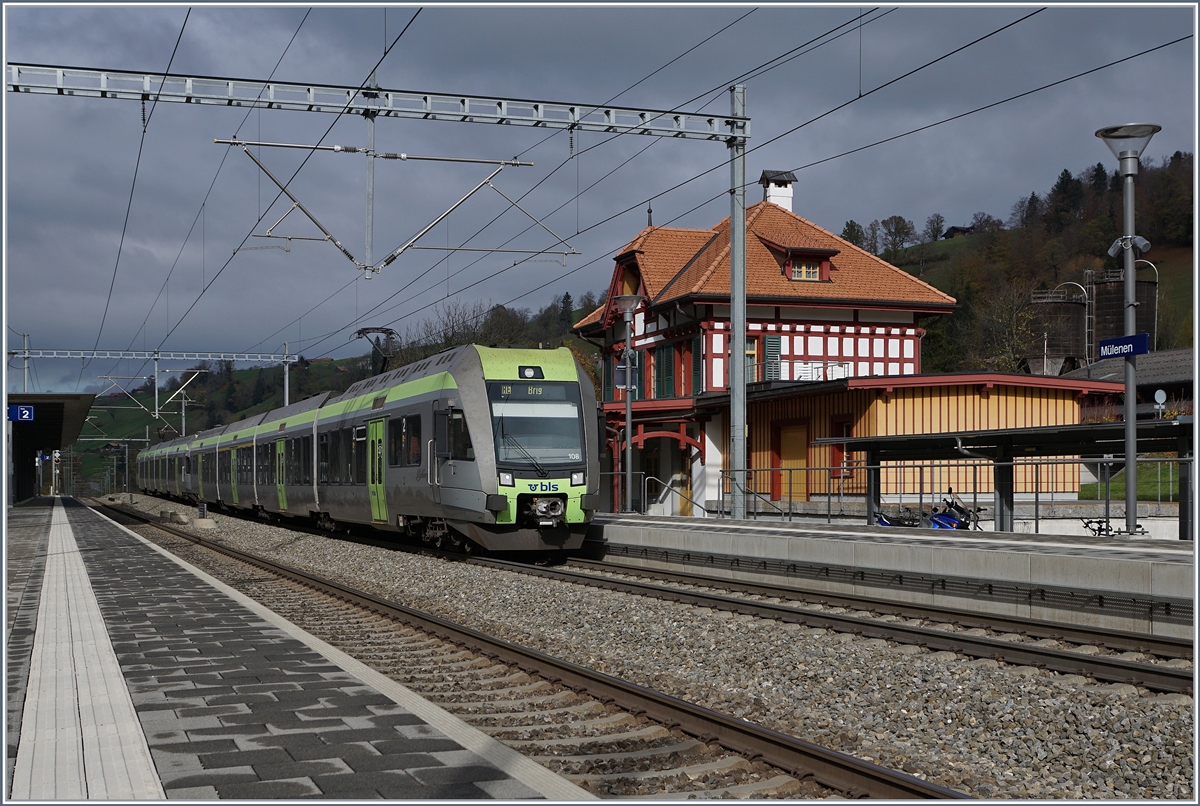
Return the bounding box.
[969,279,1038,372]
[864,219,881,255]
[880,215,916,262]
[923,213,945,244]
[559,292,574,333]
[1044,168,1084,234]
[840,220,866,247]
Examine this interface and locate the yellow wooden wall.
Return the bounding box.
[737,383,1083,499]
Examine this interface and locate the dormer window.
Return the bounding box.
[790,259,821,281]
[783,248,837,282]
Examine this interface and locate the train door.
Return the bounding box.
[275,439,288,511]
[226,448,239,506]
[368,418,387,523]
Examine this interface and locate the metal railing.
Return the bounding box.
[599,470,646,514]
[714,454,1191,537]
[643,476,709,518]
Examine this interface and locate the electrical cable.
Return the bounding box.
[156,8,422,351]
[239,9,762,355]
[115,8,313,384]
[285,9,890,357]
[343,30,1190,355]
[352,8,1046,342]
[243,9,893,361]
[77,7,191,390]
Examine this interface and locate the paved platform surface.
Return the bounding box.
[6,497,591,800]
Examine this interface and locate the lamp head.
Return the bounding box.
[1095,123,1161,161]
[613,294,642,316]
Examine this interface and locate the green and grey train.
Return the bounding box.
[136,345,600,555]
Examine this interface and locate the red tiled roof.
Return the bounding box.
[574,201,955,333]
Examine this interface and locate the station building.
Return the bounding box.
[574,172,1125,514]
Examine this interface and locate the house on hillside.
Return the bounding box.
[574,172,1124,515]
[942,225,975,239]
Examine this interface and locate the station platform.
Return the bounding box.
[594,514,1195,639]
[5,497,592,800]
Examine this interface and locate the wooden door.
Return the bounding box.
[779,424,808,501]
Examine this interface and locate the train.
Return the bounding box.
[136,345,601,555]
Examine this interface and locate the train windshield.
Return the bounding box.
[487,381,584,469]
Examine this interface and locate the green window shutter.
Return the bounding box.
[692,336,702,394]
[604,353,613,402]
[664,344,675,398]
[636,353,645,401]
[765,335,782,381]
[654,347,664,399]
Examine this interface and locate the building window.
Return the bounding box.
[790,260,820,281]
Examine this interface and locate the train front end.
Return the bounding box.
[454,346,600,554]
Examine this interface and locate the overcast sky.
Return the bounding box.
[3,3,1195,395]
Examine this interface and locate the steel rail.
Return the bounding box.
[100,503,969,799]
[470,558,1193,694]
[569,559,1193,659]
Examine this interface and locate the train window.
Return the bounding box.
[354,427,367,484]
[341,428,354,483]
[388,418,403,467]
[407,416,422,466]
[448,411,474,461]
[318,433,329,484]
[331,430,343,484]
[301,436,312,485]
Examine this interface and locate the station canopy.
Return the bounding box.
[812,418,1193,461]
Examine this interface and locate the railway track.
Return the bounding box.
[463,557,1193,694]
[99,502,970,799]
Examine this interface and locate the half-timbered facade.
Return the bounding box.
[575,173,1121,514]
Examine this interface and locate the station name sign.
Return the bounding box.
[1098,333,1150,359]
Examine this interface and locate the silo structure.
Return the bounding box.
[1090,268,1157,360]
[1028,290,1087,374]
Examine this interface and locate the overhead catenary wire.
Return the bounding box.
[276,9,882,358]
[341,8,1048,342]
[112,8,312,389]
[157,8,423,352]
[318,30,1189,358]
[77,7,191,391]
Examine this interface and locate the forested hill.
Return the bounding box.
[840,151,1193,373]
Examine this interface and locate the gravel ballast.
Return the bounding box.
[112,497,1194,799]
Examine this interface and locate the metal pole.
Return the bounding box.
[23,333,29,392]
[365,72,377,281]
[154,352,159,420]
[283,342,290,407]
[728,84,747,520]
[1120,154,1138,534]
[624,311,634,513]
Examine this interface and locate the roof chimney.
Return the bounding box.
[759,170,797,212]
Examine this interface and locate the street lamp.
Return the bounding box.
[1096,123,1160,535]
[613,294,643,512]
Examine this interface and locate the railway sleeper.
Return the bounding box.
[531,738,707,765]
[458,701,607,723]
[478,712,639,736]
[411,672,532,690]
[510,724,671,749]
[447,689,579,711]
[563,756,751,783]
[426,680,553,701]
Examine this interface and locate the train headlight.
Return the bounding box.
[571,471,585,486]
[499,472,514,487]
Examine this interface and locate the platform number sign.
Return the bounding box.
[7,405,34,422]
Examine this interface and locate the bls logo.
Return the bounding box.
[527,482,560,492]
